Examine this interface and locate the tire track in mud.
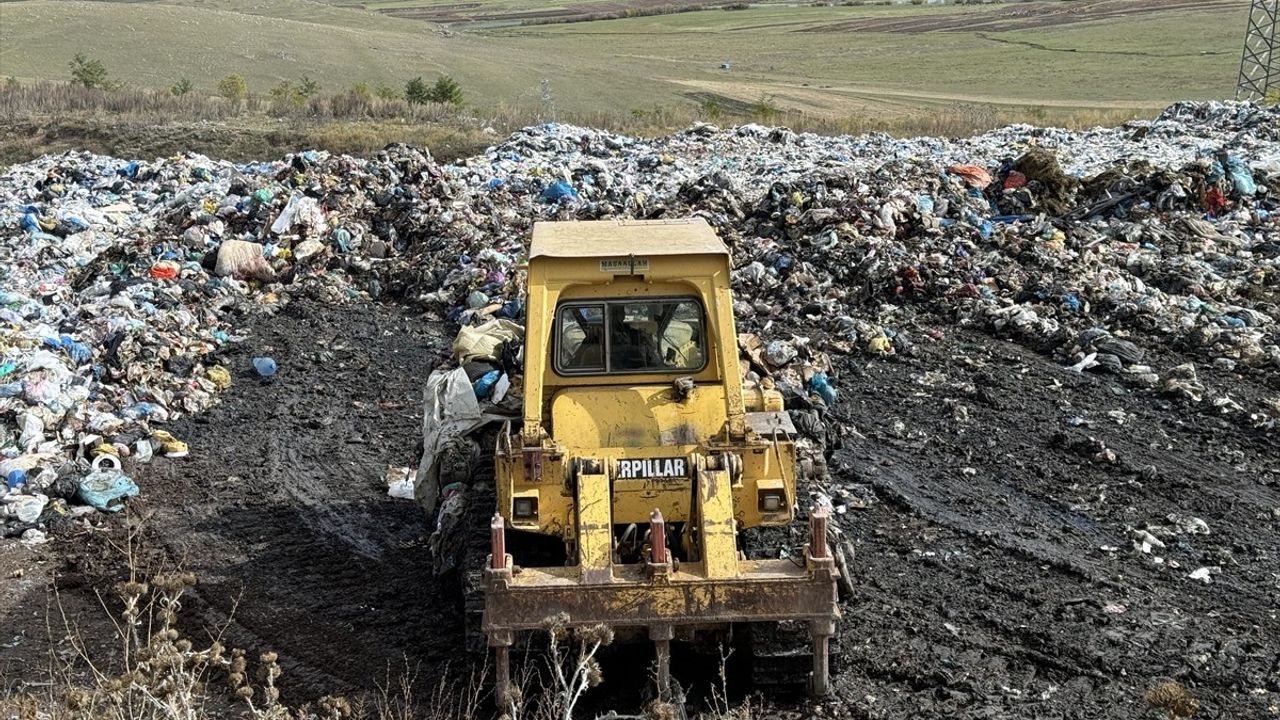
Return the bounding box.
[823,331,1279,718]
[847,443,1120,583]
[134,299,458,703]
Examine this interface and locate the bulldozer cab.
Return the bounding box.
[485,219,840,704]
[520,218,747,446]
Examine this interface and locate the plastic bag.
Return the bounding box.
[76,455,139,512]
[215,239,275,281]
[452,319,524,364]
[416,367,486,515]
[1226,157,1257,197]
[6,493,48,523]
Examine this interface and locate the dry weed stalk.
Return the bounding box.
[6,523,760,720]
[692,646,753,720]
[506,614,613,720]
[362,660,487,720]
[14,519,353,720]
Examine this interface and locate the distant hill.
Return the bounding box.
[0,0,1247,119]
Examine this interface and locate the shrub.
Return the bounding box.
[69,53,118,91]
[268,76,321,108]
[269,80,300,108]
[217,74,249,102]
[374,83,400,100]
[297,75,321,99]
[405,76,430,105]
[349,81,372,103]
[428,75,464,105]
[405,75,463,105]
[752,93,779,122]
[170,77,193,97]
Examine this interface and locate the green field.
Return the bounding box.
[0,0,1250,121]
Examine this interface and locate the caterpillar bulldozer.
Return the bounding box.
[481,218,840,703]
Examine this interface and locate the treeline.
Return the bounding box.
[0,79,472,123]
[57,53,465,112]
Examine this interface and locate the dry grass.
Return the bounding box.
[1145,680,1200,720]
[0,79,1151,167]
[0,80,1149,135]
[0,519,469,720]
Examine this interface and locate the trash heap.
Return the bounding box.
[2,100,1278,541]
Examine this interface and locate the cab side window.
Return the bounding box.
[557,304,605,372]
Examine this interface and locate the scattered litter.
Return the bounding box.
[385,466,417,500]
[1188,566,1220,583]
[1132,528,1166,554]
[76,456,139,512]
[252,357,279,379]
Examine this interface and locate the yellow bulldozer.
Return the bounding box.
[465,218,840,703]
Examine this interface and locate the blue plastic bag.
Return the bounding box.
[330,227,352,253]
[808,372,838,406]
[43,335,92,365]
[61,214,90,232]
[1226,157,1257,197]
[473,370,501,399]
[496,298,525,320]
[77,457,139,512]
[121,402,159,420]
[541,180,578,203]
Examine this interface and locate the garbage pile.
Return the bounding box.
[2,100,1278,541]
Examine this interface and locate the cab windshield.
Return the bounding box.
[556,299,706,375]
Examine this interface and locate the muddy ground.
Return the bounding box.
[2,292,1277,719]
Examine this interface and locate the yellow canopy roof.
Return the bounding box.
[529,219,728,259]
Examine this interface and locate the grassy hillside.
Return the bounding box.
[0,0,1249,122]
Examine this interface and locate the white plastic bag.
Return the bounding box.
[415,367,485,514]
